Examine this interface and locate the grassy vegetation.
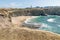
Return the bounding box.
[0,27,60,40]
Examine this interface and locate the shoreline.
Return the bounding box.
[24,16,38,23]
[21,16,60,35]
[11,16,33,27]
[11,16,60,35]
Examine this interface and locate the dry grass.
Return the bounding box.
[0,27,60,40]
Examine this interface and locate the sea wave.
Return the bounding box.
[24,15,60,34]
[47,18,55,22]
[24,16,38,24]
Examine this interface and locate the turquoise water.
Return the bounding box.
[27,15,60,34]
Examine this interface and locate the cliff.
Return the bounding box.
[0,7,60,17]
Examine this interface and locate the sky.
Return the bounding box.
[0,0,60,8]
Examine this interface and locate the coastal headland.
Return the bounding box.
[0,8,60,40]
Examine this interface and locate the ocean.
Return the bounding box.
[25,15,60,34]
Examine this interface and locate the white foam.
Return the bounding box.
[24,16,38,24]
[41,23,48,28]
[24,16,49,28]
[58,25,60,27]
[47,18,55,22]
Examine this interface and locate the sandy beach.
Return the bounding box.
[11,16,32,27]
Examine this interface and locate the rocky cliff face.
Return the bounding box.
[0,8,51,17]
[9,9,47,16]
[0,7,60,17]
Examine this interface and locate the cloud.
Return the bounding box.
[3,2,21,8]
[9,3,17,7]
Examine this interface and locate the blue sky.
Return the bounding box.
[0,0,60,8]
